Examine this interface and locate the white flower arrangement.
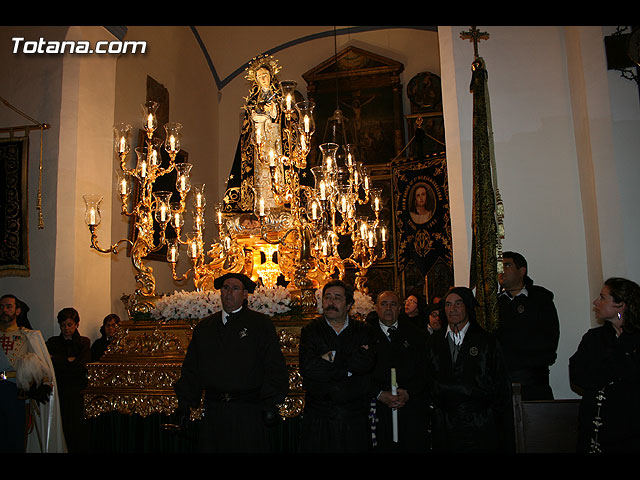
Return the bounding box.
[247,285,292,314]
[152,289,221,320]
[151,285,374,320]
[151,285,292,320]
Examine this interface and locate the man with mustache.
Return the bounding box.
[299,279,375,452]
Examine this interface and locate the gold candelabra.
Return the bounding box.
[85,66,387,314]
[84,100,208,314]
[243,79,387,307]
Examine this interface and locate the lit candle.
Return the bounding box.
[321,240,328,256]
[341,195,347,212]
[147,114,153,130]
[180,176,186,191]
[259,198,265,216]
[320,181,326,200]
[269,150,276,167]
[301,135,306,151]
[256,125,262,145]
[217,210,222,225]
[119,178,128,195]
[195,193,203,208]
[159,204,167,222]
[190,241,198,258]
[169,135,176,152]
[364,175,369,190]
[368,230,374,247]
[140,161,147,178]
[381,227,387,242]
[119,136,126,153]
[89,208,96,225]
[286,94,292,111]
[311,201,318,220]
[150,150,158,166]
[374,197,380,211]
[168,245,177,263]
[304,115,310,133]
[173,212,181,228]
[347,153,353,166]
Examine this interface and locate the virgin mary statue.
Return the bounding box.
[222,55,286,215]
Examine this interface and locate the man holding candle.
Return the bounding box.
[173,272,289,453]
[367,290,430,452]
[299,279,375,453]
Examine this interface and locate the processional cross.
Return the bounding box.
[460,26,490,58]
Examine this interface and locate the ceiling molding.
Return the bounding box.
[191,26,438,92]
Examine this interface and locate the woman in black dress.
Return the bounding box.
[46,307,91,452]
[570,277,640,452]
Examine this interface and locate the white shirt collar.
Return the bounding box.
[446,320,470,346]
[326,315,350,335]
[500,286,528,299]
[222,306,243,324]
[379,320,399,338]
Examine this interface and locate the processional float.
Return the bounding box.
[81,55,387,420]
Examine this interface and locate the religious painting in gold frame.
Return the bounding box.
[302,46,405,167]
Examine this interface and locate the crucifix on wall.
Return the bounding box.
[460,26,490,59]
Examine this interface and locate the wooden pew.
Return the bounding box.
[512,383,581,453]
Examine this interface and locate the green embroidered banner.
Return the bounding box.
[469,58,499,331]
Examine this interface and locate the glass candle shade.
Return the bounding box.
[170,203,184,230]
[164,122,183,155]
[193,184,206,209]
[142,101,159,134]
[166,239,179,263]
[113,123,132,155]
[83,194,103,226]
[370,187,383,213]
[295,101,315,136]
[175,162,192,194]
[135,147,149,179]
[153,191,173,225]
[280,80,297,114]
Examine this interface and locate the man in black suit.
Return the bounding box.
[369,290,430,452]
[173,273,289,453]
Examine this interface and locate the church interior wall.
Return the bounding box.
[440,25,633,399]
[1,25,638,402]
[110,26,220,320]
[0,26,67,340]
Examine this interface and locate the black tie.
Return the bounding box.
[387,326,397,341]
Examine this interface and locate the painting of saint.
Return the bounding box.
[408,182,436,225]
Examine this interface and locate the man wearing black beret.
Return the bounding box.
[174,272,289,452]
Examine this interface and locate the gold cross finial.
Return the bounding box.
[460,26,490,58]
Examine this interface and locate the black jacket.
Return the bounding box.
[569,321,640,452]
[426,321,513,452]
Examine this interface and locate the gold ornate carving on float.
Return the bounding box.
[84,314,310,419]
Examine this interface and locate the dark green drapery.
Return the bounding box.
[469,57,499,332]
